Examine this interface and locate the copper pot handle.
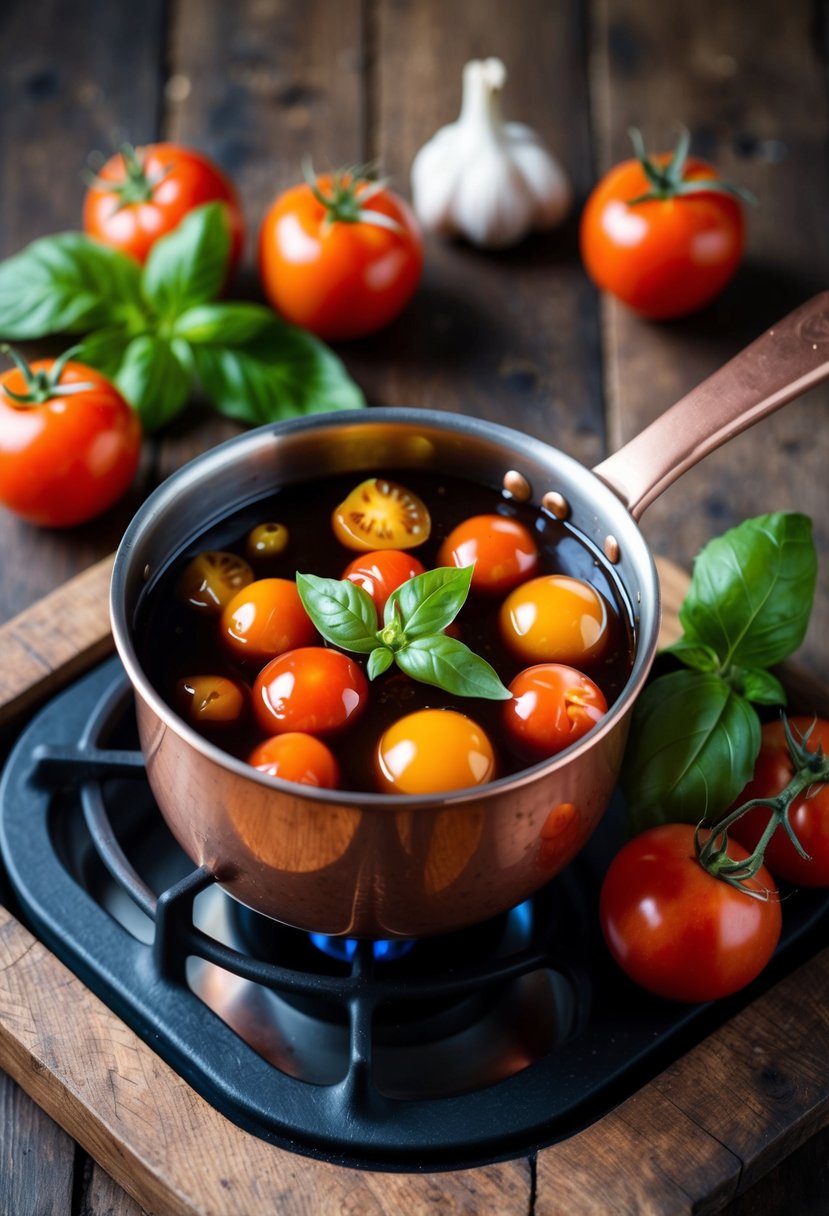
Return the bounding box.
[592,291,829,521]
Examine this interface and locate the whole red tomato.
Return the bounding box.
[253,647,368,737]
[600,824,781,1002]
[83,143,245,268]
[342,549,426,614]
[503,663,607,759]
[258,169,422,340]
[0,348,141,527]
[580,130,748,319]
[730,717,829,887]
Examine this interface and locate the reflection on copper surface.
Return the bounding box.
[538,802,581,871]
[228,788,361,873]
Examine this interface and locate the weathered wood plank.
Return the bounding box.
[358,0,604,459]
[589,0,829,684]
[0,1072,75,1216]
[0,0,167,626]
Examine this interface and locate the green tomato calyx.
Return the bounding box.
[0,344,95,406]
[625,126,758,208]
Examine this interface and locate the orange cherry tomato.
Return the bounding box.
[730,717,829,887]
[332,478,431,552]
[83,142,245,268]
[374,709,496,795]
[0,353,141,528]
[580,144,745,319]
[258,170,422,340]
[177,550,254,614]
[342,549,426,614]
[176,675,246,725]
[503,664,608,759]
[499,575,610,666]
[253,647,368,736]
[437,514,539,595]
[248,732,341,788]
[221,578,317,662]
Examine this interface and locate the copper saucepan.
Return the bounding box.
[110,293,829,939]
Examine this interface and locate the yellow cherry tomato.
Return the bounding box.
[246,522,290,560]
[332,477,431,551]
[374,709,496,795]
[499,575,610,666]
[176,675,246,725]
[176,550,253,614]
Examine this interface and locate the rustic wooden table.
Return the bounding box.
[1,0,828,1212]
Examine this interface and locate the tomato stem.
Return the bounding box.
[301,158,405,235]
[625,126,758,208]
[696,716,829,895]
[85,144,172,211]
[0,344,95,406]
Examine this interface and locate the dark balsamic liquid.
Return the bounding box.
[135,470,636,791]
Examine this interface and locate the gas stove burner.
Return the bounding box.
[2,657,828,1171]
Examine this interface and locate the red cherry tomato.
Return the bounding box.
[600,824,781,1003]
[0,352,141,527]
[437,514,539,595]
[221,579,317,663]
[499,575,610,666]
[730,717,829,887]
[580,138,745,319]
[248,733,341,789]
[253,647,368,737]
[503,664,607,759]
[374,709,496,795]
[83,142,245,268]
[258,170,422,340]
[342,549,426,614]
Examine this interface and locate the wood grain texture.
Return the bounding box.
[0,0,166,625]
[590,0,829,685]
[0,1072,75,1216]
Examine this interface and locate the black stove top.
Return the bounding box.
[1,657,827,1172]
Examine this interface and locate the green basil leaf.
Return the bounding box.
[384,565,473,636]
[114,334,192,431]
[296,573,379,653]
[679,513,817,670]
[622,669,761,833]
[142,202,230,321]
[0,233,144,338]
[737,667,787,706]
[367,647,394,680]
[192,320,365,422]
[173,302,273,345]
[76,326,133,380]
[663,637,721,673]
[395,636,512,700]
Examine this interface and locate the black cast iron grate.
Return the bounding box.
[1,657,828,1171]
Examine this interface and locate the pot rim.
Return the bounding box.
[110,408,662,809]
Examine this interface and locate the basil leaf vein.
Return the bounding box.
[384,565,473,637]
[396,636,512,700]
[296,573,379,653]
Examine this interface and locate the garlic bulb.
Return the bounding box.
[410,58,572,250]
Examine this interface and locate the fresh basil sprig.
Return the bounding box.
[0,203,364,430]
[296,566,512,700]
[622,512,817,833]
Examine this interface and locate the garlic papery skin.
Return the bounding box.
[411,58,572,250]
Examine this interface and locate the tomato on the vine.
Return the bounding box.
[580,129,750,319]
[503,664,607,759]
[0,347,141,528]
[437,514,538,595]
[342,549,426,613]
[600,824,781,1003]
[253,647,368,737]
[730,717,829,887]
[83,143,245,268]
[258,168,422,340]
